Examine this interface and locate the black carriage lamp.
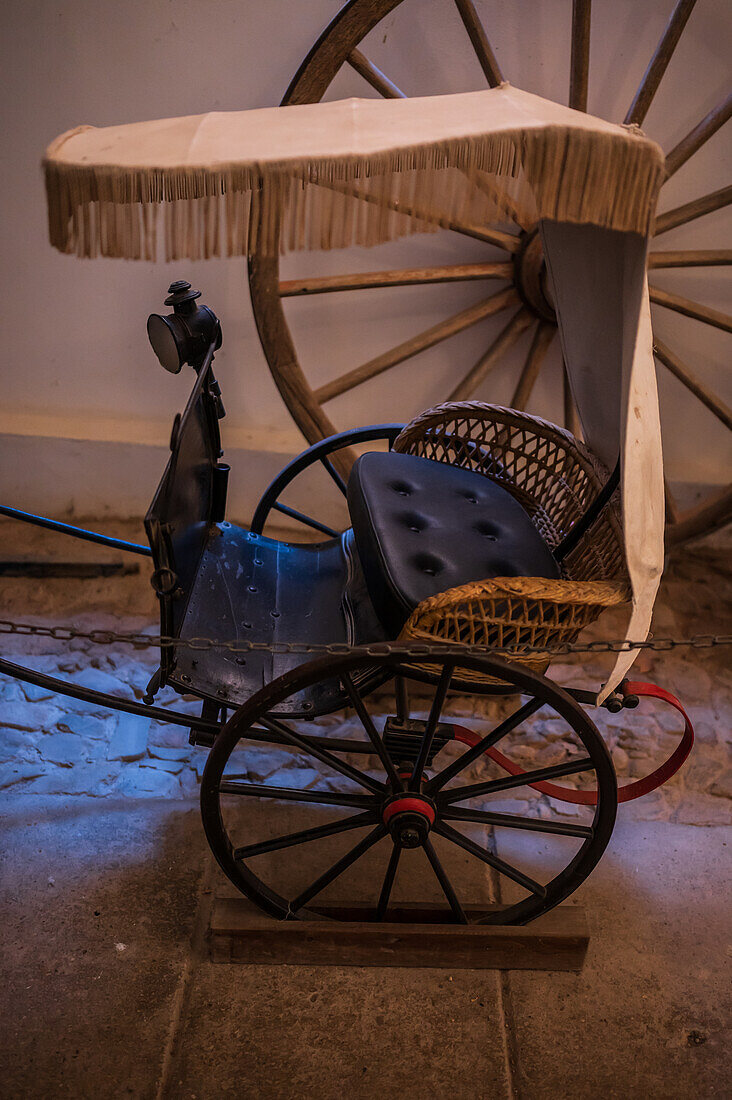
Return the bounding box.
[147,280,222,374]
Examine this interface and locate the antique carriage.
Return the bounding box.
[1,18,707,924]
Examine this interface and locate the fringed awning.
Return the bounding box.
[44,84,665,261]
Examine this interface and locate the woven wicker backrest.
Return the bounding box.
[393,402,627,585]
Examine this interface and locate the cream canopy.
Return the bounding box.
[44,84,664,260]
[43,84,667,697]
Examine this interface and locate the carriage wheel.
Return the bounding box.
[200,650,617,924]
[247,0,731,544]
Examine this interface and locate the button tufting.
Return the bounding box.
[413,553,443,577]
[348,450,560,636]
[390,480,413,496]
[402,511,427,533]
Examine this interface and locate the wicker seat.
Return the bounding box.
[392,402,630,678]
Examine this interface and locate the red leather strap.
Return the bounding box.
[451,681,694,805]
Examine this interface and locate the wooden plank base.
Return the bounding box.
[209,898,589,971]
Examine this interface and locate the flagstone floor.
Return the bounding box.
[0,517,730,1097]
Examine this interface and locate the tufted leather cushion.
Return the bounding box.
[347,451,560,636]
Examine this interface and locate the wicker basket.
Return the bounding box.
[393,402,630,683]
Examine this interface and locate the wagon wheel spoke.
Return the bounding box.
[375,843,402,920]
[342,672,402,788]
[289,824,387,913]
[453,0,503,86]
[426,697,543,794]
[664,92,732,178]
[278,261,514,297]
[510,322,556,409]
[435,821,547,897]
[442,805,594,839]
[233,810,378,859]
[653,338,732,430]
[410,661,454,789]
[218,782,374,809]
[315,287,519,403]
[346,47,405,98]
[440,755,595,804]
[665,483,732,545]
[422,836,468,923]
[648,286,732,333]
[259,715,386,793]
[654,185,732,235]
[648,249,732,269]
[314,179,522,251]
[569,0,592,111]
[448,307,533,401]
[624,0,698,125]
[471,172,530,229]
[664,478,681,525]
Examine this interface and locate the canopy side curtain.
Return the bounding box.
[540,221,664,698]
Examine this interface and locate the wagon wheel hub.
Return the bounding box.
[382,794,437,848]
[513,228,556,324]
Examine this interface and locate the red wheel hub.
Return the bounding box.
[382,795,436,848]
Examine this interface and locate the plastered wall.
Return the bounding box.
[1,0,729,523]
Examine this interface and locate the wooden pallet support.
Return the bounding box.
[209,897,589,971]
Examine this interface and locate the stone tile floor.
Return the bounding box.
[0,518,730,1097]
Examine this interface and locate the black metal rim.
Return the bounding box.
[200,649,617,924]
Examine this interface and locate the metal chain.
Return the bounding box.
[0,616,729,659]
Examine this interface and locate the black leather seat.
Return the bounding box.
[347,451,560,635]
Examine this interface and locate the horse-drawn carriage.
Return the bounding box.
[2,43,703,924]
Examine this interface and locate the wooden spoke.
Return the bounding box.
[427,698,543,794]
[448,307,533,402]
[563,361,583,437]
[290,825,387,912]
[648,249,732,268]
[453,0,503,86]
[664,92,732,177]
[217,782,374,809]
[649,286,732,333]
[569,0,592,111]
[654,185,732,235]
[346,47,406,98]
[436,821,548,896]
[665,483,732,545]
[341,672,402,788]
[510,322,555,409]
[233,810,377,859]
[314,179,522,251]
[410,661,454,790]
[472,172,530,229]
[653,338,732,430]
[279,261,513,297]
[315,287,519,403]
[422,837,468,923]
[259,715,385,793]
[664,478,681,525]
[376,843,401,920]
[442,805,594,839]
[440,755,595,804]
[624,0,698,126]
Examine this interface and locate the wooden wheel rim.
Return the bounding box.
[246,0,731,540]
[200,649,618,924]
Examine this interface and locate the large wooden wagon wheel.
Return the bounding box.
[247,0,731,544]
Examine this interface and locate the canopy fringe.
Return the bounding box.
[45,125,664,260]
